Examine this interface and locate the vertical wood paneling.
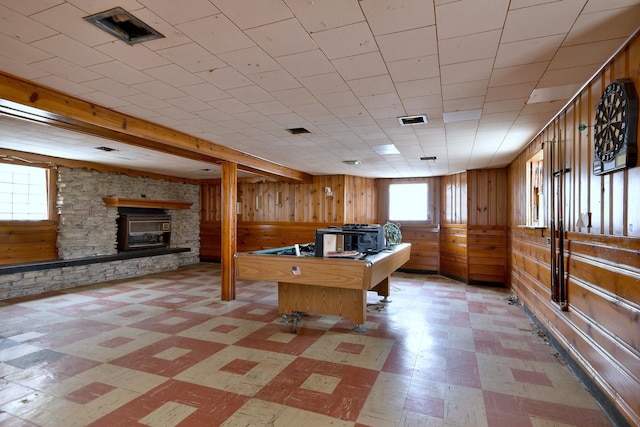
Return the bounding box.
[509,33,640,426]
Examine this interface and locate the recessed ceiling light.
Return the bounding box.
[286,127,310,134]
[342,160,361,165]
[84,7,165,45]
[373,144,400,155]
[398,115,428,126]
[443,109,482,123]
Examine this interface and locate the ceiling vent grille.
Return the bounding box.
[286,127,311,134]
[84,7,165,45]
[398,115,428,126]
[95,146,116,152]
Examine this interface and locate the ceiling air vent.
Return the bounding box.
[286,127,311,135]
[95,146,116,152]
[398,115,428,126]
[84,7,165,45]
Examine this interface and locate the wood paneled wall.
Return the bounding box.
[200,175,377,259]
[508,32,640,426]
[439,169,508,284]
[0,221,58,265]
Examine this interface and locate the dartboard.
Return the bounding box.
[593,79,638,175]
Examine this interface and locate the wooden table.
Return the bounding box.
[234,243,411,331]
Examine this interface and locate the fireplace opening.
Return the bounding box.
[117,207,171,251]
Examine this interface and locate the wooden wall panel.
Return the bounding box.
[439,224,467,281]
[441,173,467,224]
[509,33,640,426]
[0,221,58,265]
[398,224,439,271]
[468,225,506,284]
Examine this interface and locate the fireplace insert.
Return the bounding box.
[117,214,171,251]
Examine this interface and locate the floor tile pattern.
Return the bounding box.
[0,264,613,426]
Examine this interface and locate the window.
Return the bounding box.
[0,163,50,220]
[526,151,544,226]
[389,183,429,221]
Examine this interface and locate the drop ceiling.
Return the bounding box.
[0,0,639,180]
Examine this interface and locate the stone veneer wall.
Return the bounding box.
[0,167,200,299]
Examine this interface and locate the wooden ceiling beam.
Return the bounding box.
[0,72,313,183]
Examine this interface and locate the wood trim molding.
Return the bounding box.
[102,197,192,210]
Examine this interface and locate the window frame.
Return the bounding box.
[0,162,57,222]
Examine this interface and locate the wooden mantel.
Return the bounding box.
[102,197,192,210]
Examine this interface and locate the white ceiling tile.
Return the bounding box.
[87,61,154,85]
[121,93,170,111]
[32,34,111,67]
[359,92,402,110]
[538,65,599,88]
[140,0,219,25]
[272,87,318,106]
[1,0,63,15]
[82,91,132,108]
[176,14,255,55]
[250,100,291,116]
[0,33,52,64]
[285,0,364,33]
[31,3,114,47]
[211,0,293,29]
[438,30,501,66]
[167,96,214,112]
[489,62,548,87]
[157,43,227,73]
[396,77,441,98]
[502,0,584,43]
[402,94,443,111]
[360,0,436,36]
[95,41,170,70]
[209,98,251,114]
[276,50,336,78]
[0,4,58,43]
[250,69,301,92]
[195,109,234,122]
[315,91,361,108]
[347,75,395,97]
[311,22,376,60]
[246,19,317,58]
[154,106,197,121]
[376,27,437,62]
[441,58,493,85]
[85,78,142,97]
[180,83,230,102]
[133,80,186,99]
[549,39,624,70]
[485,82,537,102]
[299,73,350,95]
[443,96,484,112]
[217,46,281,75]
[291,103,332,118]
[442,80,489,101]
[32,75,94,96]
[196,67,251,89]
[495,34,564,68]
[332,52,387,81]
[566,6,640,45]
[0,56,50,80]
[145,64,204,86]
[30,57,101,83]
[483,98,528,114]
[435,0,509,40]
[387,55,439,83]
[226,85,276,104]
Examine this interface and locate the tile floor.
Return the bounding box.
[0,263,613,426]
